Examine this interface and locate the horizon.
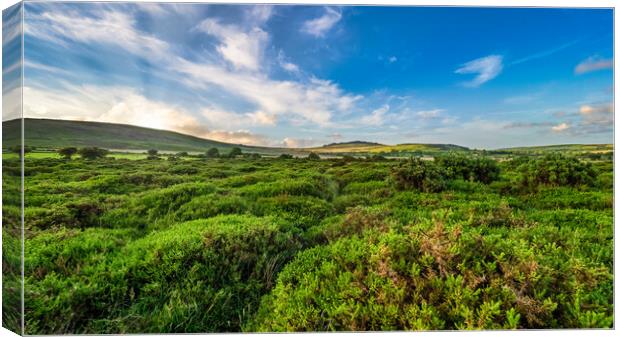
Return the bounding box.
[3,117,614,151]
[2,3,614,149]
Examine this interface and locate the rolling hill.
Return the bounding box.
[497,144,614,154]
[310,141,470,154]
[2,118,611,156]
[2,118,288,154]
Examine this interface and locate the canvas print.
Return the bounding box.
[1,1,614,334]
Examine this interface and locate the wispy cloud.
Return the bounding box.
[277,50,301,74]
[511,40,578,65]
[25,4,363,134]
[455,55,503,87]
[551,122,570,132]
[503,121,555,129]
[195,19,268,72]
[300,7,342,37]
[575,56,613,74]
[281,137,321,148]
[416,109,443,119]
[360,104,389,125]
[26,8,170,61]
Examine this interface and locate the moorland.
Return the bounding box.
[1,118,614,333]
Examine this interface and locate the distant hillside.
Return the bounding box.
[2,118,286,154]
[311,142,470,154]
[497,144,613,153]
[322,141,384,148]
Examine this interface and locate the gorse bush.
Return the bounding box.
[391,158,446,192]
[435,153,500,184]
[25,215,304,333]
[517,154,597,190]
[78,147,109,160]
[250,217,612,331]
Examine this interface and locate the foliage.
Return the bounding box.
[435,153,500,184]
[307,152,321,160]
[57,147,78,160]
[207,147,220,158]
[517,154,597,190]
[78,147,109,160]
[229,147,242,157]
[11,151,612,333]
[391,158,446,192]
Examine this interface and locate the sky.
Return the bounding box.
[2,2,614,149]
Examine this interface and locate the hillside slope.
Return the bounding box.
[310,141,470,154]
[2,118,285,153]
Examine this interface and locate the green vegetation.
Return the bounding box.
[57,147,78,160]
[3,141,613,333]
[78,147,109,160]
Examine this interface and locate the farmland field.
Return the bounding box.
[3,149,613,333]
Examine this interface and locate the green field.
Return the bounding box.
[3,149,613,333]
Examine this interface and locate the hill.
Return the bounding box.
[496,144,613,154]
[2,118,287,154]
[310,142,470,155]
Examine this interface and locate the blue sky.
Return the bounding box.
[3,3,613,149]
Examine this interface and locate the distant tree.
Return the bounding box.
[207,147,220,158]
[307,152,321,160]
[229,147,242,157]
[8,145,32,158]
[249,153,261,159]
[78,147,108,160]
[279,153,294,159]
[57,147,78,160]
[176,151,189,157]
[147,149,158,156]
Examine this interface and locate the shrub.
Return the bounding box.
[206,148,220,158]
[517,154,597,190]
[435,153,500,184]
[307,152,321,160]
[25,216,304,334]
[78,147,109,160]
[250,219,612,331]
[229,147,242,158]
[391,158,446,192]
[57,147,78,160]
[279,154,294,159]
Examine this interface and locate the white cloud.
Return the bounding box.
[2,86,22,121]
[176,58,360,127]
[26,8,170,61]
[361,104,389,125]
[207,130,270,146]
[455,55,503,87]
[22,83,278,146]
[416,109,443,119]
[2,6,21,46]
[551,122,570,132]
[579,103,613,126]
[281,137,320,148]
[277,50,300,74]
[300,7,342,37]
[244,5,274,26]
[388,56,397,63]
[24,5,364,137]
[575,57,613,75]
[195,18,268,72]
